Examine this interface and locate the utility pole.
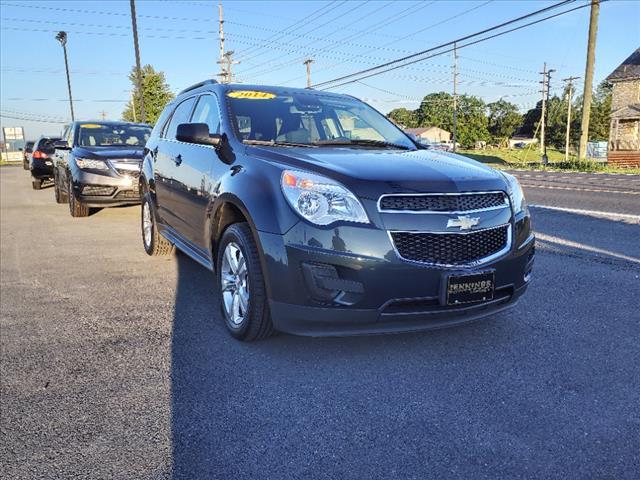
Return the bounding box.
[452,42,458,152]
[578,0,600,160]
[217,1,226,82]
[100,110,107,120]
[129,0,146,123]
[55,31,74,122]
[223,51,239,83]
[130,90,137,122]
[563,76,580,161]
[539,63,547,157]
[539,63,555,163]
[304,58,314,88]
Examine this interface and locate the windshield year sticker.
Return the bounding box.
[227,90,276,100]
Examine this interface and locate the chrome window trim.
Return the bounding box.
[377,191,510,215]
[387,223,512,268]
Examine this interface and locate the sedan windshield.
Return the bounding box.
[226,90,415,150]
[77,123,151,147]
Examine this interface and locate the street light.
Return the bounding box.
[55,31,75,122]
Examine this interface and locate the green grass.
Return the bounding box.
[460,148,640,175]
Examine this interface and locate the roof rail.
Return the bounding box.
[178,79,218,96]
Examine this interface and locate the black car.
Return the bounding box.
[29,136,60,190]
[141,80,534,341]
[22,141,34,170]
[52,121,152,217]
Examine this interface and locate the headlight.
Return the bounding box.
[76,158,109,170]
[281,170,369,226]
[502,172,526,213]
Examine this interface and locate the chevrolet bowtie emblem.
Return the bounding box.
[447,215,480,230]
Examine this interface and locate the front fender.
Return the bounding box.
[140,151,156,200]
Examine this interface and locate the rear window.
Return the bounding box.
[37,137,61,153]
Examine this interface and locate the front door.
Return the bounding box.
[170,93,225,249]
[153,96,197,229]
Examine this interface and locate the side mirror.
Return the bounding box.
[176,123,221,147]
[53,140,70,150]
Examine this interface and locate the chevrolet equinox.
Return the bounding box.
[140,80,534,341]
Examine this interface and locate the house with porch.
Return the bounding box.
[606,48,640,167]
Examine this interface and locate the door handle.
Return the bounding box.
[173,154,182,166]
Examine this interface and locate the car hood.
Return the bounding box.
[250,146,507,199]
[73,146,144,161]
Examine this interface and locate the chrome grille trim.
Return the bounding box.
[378,191,509,214]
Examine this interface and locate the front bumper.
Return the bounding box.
[72,168,141,207]
[257,215,534,337]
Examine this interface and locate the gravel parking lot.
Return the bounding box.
[1,165,639,479]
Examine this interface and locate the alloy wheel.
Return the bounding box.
[142,200,152,248]
[220,242,249,327]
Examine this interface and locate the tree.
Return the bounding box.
[487,99,522,145]
[122,64,174,125]
[414,92,489,148]
[588,81,612,141]
[387,108,417,128]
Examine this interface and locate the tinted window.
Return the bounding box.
[191,95,221,134]
[36,137,61,154]
[165,97,197,140]
[77,123,151,147]
[226,90,414,149]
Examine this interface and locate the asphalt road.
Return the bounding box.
[1,165,639,480]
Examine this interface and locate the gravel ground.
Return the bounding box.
[1,165,639,479]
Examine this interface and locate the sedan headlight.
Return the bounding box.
[76,158,109,170]
[281,170,369,226]
[502,172,526,214]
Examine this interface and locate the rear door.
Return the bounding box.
[171,93,224,248]
[153,96,197,229]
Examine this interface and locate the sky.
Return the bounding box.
[1,0,639,140]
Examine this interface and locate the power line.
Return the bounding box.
[273,0,493,85]
[314,1,593,90]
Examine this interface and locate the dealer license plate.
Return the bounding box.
[446,271,495,305]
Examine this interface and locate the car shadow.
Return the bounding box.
[169,251,509,479]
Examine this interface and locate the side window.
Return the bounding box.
[165,97,197,140]
[191,95,221,134]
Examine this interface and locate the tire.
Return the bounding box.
[31,178,42,190]
[23,159,29,170]
[217,222,275,341]
[141,193,174,256]
[68,176,89,217]
[54,171,68,204]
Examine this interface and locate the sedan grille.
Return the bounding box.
[379,192,507,212]
[390,225,510,266]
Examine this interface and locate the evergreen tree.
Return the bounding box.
[122,65,174,126]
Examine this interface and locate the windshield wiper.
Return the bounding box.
[312,139,411,150]
[243,139,315,148]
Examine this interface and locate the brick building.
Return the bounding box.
[606,48,640,167]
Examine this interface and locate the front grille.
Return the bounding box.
[390,225,509,265]
[116,168,140,180]
[115,189,140,199]
[379,192,507,212]
[82,185,115,196]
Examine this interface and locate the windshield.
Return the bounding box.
[77,123,151,147]
[226,90,415,149]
